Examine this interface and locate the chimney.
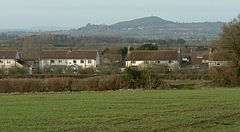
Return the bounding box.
[16,51,21,60]
[178,47,181,54]
[128,46,131,55]
[178,47,182,63]
[68,48,73,53]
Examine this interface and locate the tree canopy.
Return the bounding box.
[137,44,158,50]
[219,15,240,66]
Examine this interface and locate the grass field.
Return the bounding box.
[1,89,240,131]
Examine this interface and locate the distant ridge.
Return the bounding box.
[66,16,224,40]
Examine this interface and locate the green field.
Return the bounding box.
[1,89,240,132]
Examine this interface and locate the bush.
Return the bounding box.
[0,75,127,93]
[45,78,73,92]
[0,79,44,93]
[0,78,74,93]
[237,67,240,77]
[123,67,167,89]
[97,65,120,75]
[71,75,127,91]
[8,67,29,75]
[78,68,96,74]
[43,66,96,75]
[209,66,240,86]
[0,69,5,75]
[44,66,67,74]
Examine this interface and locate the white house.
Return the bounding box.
[0,51,23,69]
[207,50,233,68]
[39,50,100,70]
[126,50,180,70]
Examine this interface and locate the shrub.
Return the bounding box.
[8,67,29,75]
[71,75,127,91]
[237,67,240,77]
[0,79,44,93]
[44,66,67,74]
[209,66,240,86]
[0,69,4,75]
[97,65,120,75]
[123,67,167,89]
[45,78,73,92]
[78,68,96,74]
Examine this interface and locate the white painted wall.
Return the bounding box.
[126,60,180,70]
[0,59,23,69]
[39,59,97,69]
[208,61,230,68]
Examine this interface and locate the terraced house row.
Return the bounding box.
[0,50,100,71]
[0,48,232,74]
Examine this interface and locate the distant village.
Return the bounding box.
[0,45,231,75]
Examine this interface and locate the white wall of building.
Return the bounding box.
[208,61,230,68]
[40,59,97,69]
[0,59,23,69]
[126,60,180,70]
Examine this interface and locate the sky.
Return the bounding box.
[0,0,240,29]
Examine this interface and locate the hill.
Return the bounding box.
[67,16,224,40]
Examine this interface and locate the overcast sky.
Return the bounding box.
[0,0,240,29]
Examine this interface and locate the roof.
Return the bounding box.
[209,51,234,61]
[127,50,179,61]
[0,50,18,59]
[40,50,98,59]
[190,51,209,64]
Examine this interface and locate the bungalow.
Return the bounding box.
[188,51,209,69]
[39,50,100,70]
[208,51,232,68]
[0,51,23,69]
[126,50,180,70]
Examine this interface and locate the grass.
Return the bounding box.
[0,89,240,131]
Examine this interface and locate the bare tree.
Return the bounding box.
[219,15,240,66]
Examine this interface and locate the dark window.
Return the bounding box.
[73,60,77,64]
[59,60,62,63]
[50,60,55,63]
[0,60,3,63]
[81,60,84,63]
[88,60,91,64]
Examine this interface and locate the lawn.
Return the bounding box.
[0,89,240,131]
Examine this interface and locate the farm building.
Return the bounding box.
[0,51,24,69]
[126,50,180,70]
[0,50,100,71]
[39,50,100,70]
[208,51,233,68]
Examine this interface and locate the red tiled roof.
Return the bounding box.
[190,51,209,64]
[40,50,98,59]
[127,50,179,61]
[209,51,234,61]
[0,51,18,59]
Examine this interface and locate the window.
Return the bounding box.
[50,60,55,63]
[7,60,11,64]
[144,61,148,64]
[169,60,172,63]
[158,60,161,64]
[0,60,3,63]
[88,60,91,64]
[58,60,62,63]
[81,60,84,63]
[73,60,77,64]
